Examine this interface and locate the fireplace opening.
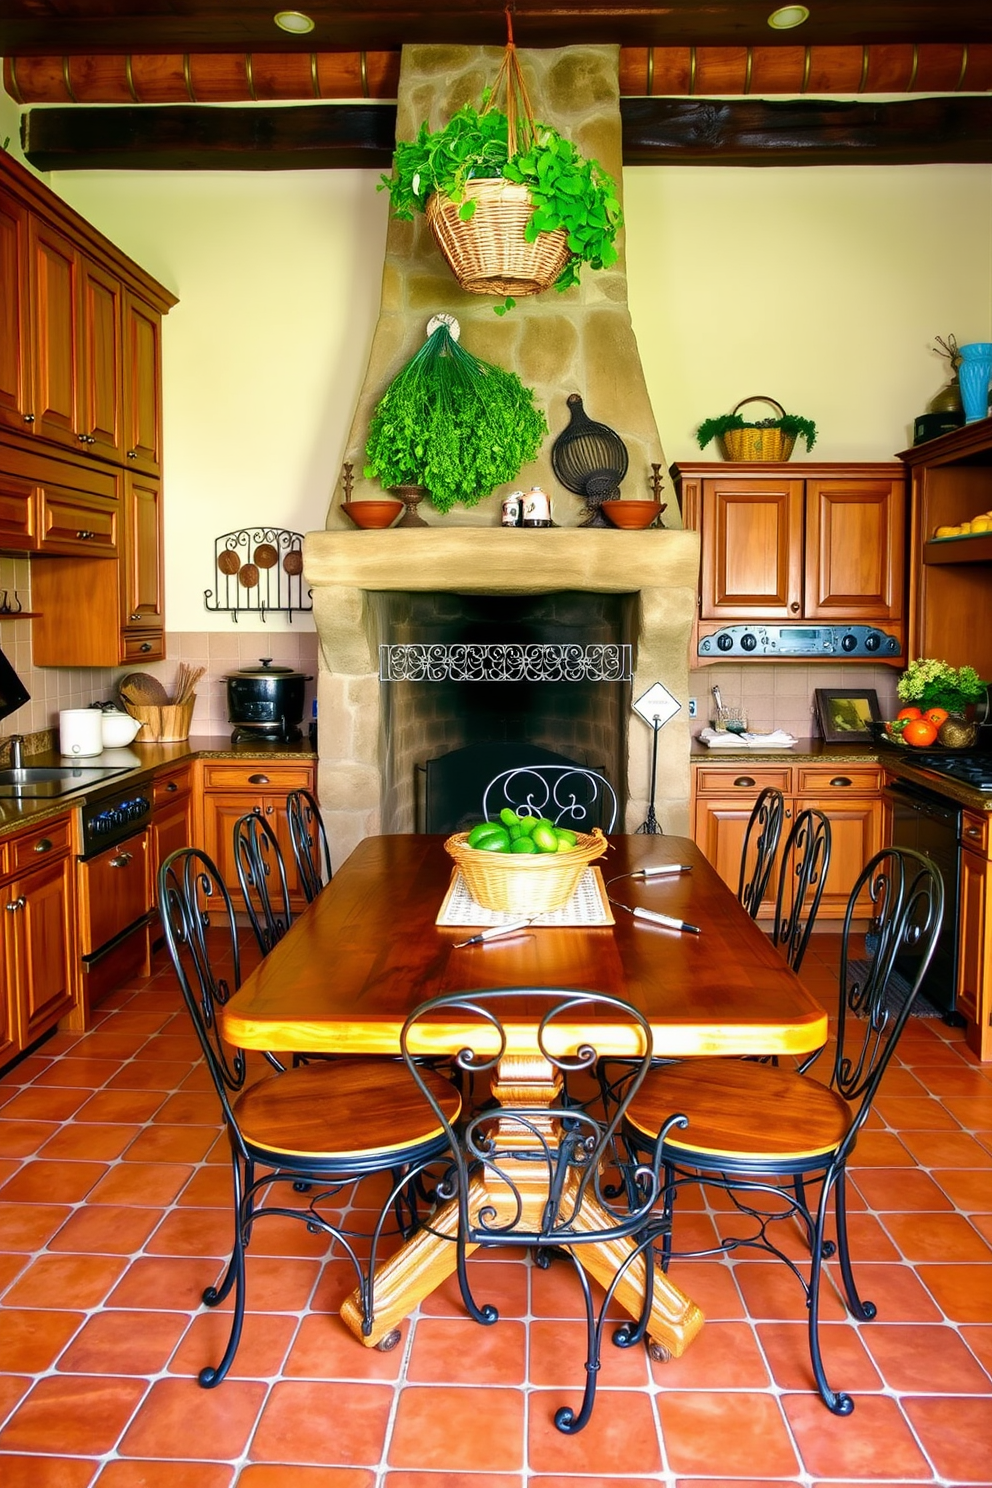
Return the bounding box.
[370,590,636,833]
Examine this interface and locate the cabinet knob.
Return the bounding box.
[789,601,801,613]
[140,642,152,652]
[130,612,143,621]
[109,852,133,869]
[23,414,35,424]
[966,826,982,838]
[33,838,53,854]
[165,781,178,793]
[265,805,274,815]
[829,776,853,788]
[75,530,94,540]
[127,450,138,459]
[5,897,25,912]
[785,808,793,818]
[733,776,756,788]
[248,774,270,785]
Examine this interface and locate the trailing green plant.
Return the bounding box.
[363,322,548,514]
[696,409,818,452]
[379,101,622,300]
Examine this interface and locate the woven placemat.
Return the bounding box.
[437,866,614,929]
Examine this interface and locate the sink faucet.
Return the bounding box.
[8,735,24,770]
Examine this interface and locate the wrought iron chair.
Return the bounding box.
[286,787,332,904]
[623,846,944,1416]
[233,810,293,955]
[400,985,684,1434]
[158,846,461,1386]
[738,786,785,917]
[482,765,619,833]
[770,806,832,974]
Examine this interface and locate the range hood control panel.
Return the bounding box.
[698,624,901,659]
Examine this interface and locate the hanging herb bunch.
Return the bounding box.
[363,320,548,515]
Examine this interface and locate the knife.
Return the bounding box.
[454,918,535,949]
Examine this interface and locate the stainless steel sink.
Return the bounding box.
[0,764,132,797]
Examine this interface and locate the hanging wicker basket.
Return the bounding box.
[426,179,571,298]
[721,396,796,462]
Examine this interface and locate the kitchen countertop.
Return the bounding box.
[0,734,317,840]
[691,735,992,814]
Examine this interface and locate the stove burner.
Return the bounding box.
[909,752,992,791]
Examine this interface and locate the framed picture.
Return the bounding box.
[814,688,882,744]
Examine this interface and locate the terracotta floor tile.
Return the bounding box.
[30,1056,122,1087]
[132,1035,203,1064]
[0,1370,31,1421]
[784,1391,933,1480]
[672,1481,802,1488]
[0,1374,148,1455]
[420,1258,528,1320]
[840,1261,945,1323]
[916,1263,992,1322]
[173,1166,234,1207]
[650,1319,769,1389]
[57,1309,189,1375]
[851,1167,954,1212]
[104,1059,195,1092]
[0,1158,108,1203]
[962,1324,992,1373]
[95,1461,234,1488]
[862,1321,992,1393]
[530,1385,661,1473]
[899,1130,992,1168]
[87,1160,194,1207]
[874,1095,962,1130]
[107,1254,224,1311]
[756,1319,881,1395]
[665,1259,747,1319]
[39,1122,141,1161]
[122,1124,218,1163]
[882,1210,992,1262]
[152,1091,223,1125]
[0,1118,59,1156]
[118,1375,266,1460]
[75,1089,168,1123]
[49,1203,162,1255]
[406,1316,526,1387]
[0,1250,27,1293]
[145,1206,234,1257]
[388,1384,523,1472]
[870,1067,926,1098]
[0,1455,100,1488]
[385,1476,517,1488]
[733,1260,848,1323]
[170,1309,299,1381]
[3,1252,127,1310]
[0,1200,74,1250]
[657,1390,798,1478]
[0,1307,86,1372]
[932,1168,992,1211]
[850,1131,916,1166]
[0,1085,91,1120]
[940,1095,992,1130]
[529,1317,649,1388]
[908,1066,992,1099]
[241,1471,375,1488]
[251,1379,396,1466]
[281,1313,403,1382]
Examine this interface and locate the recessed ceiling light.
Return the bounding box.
[274,10,315,34]
[767,5,810,28]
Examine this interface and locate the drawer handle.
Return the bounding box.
[829,776,853,788]
[733,776,756,788]
[140,642,152,652]
[248,774,270,785]
[966,826,983,838]
[130,612,143,621]
[165,781,178,793]
[5,896,25,912]
[109,852,133,868]
[75,529,95,540]
[33,838,53,854]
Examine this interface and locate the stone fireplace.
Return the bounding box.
[303,42,700,865]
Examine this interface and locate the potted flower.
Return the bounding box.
[378,36,622,312]
[696,396,817,462]
[893,658,986,747]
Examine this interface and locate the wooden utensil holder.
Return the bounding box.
[122,697,195,742]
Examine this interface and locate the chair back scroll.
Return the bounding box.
[233,811,293,954]
[482,766,618,833]
[401,986,664,1248]
[771,807,832,973]
[738,786,785,918]
[832,847,943,1151]
[158,848,248,1125]
[286,788,332,904]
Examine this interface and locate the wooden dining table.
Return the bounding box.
[221,831,828,1358]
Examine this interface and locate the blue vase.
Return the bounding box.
[958,342,992,423]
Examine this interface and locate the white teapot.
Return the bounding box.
[100,709,145,748]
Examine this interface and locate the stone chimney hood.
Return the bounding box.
[304,43,700,865]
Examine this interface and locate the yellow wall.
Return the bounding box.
[33,156,992,631]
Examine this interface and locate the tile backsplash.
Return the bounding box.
[689,662,902,739]
[0,555,318,751]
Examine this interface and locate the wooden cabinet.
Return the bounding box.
[0,185,31,437]
[148,762,193,904]
[122,291,163,475]
[958,808,992,1063]
[195,758,317,913]
[692,758,883,920]
[0,814,76,1067]
[900,421,992,682]
[675,461,907,661]
[0,438,120,557]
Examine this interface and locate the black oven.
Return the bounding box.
[883,779,963,1022]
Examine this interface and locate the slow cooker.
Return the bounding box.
[225,658,312,743]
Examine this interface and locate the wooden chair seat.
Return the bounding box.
[236,1058,462,1160]
[625,1057,852,1165]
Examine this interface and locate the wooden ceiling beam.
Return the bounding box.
[20,96,992,172]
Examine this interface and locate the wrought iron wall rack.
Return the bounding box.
[204,527,312,623]
[379,644,633,683]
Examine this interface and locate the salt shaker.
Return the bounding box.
[501,492,523,527]
[523,486,552,528]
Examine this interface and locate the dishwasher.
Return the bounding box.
[883,779,962,1022]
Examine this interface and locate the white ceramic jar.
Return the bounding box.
[59,709,104,758]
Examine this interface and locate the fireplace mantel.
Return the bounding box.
[305,526,700,865]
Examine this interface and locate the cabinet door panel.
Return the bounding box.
[78,832,149,957]
[14,856,75,1044]
[0,471,38,551]
[0,189,31,434]
[28,217,78,447]
[693,797,777,914]
[203,792,306,909]
[804,479,904,621]
[38,487,118,553]
[77,256,122,461]
[0,926,20,1067]
[149,798,193,907]
[123,293,162,473]
[700,480,803,619]
[802,796,881,916]
[123,473,163,627]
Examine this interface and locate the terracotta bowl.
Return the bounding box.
[602,500,664,529]
[341,500,404,530]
